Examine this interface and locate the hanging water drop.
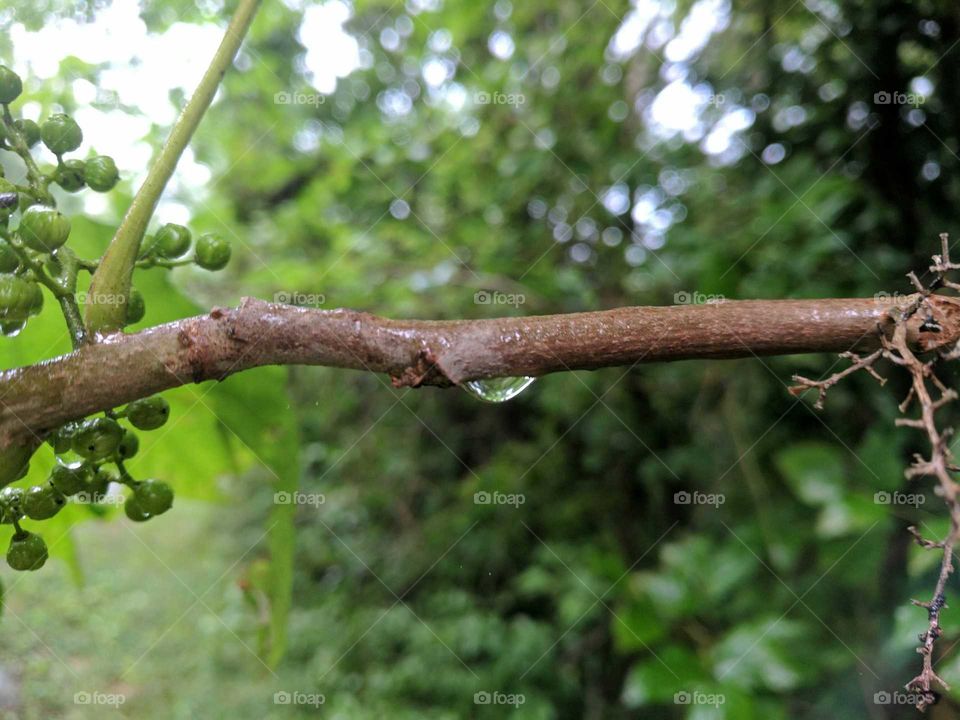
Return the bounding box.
[1,321,25,337]
[462,376,536,403]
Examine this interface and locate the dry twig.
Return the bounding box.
[792,234,960,712]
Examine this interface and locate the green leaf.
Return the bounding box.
[621,645,706,706]
[774,442,846,506]
[208,367,299,667]
[710,617,822,691]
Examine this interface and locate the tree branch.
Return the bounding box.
[3,294,960,455]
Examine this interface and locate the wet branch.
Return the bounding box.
[2,293,958,459]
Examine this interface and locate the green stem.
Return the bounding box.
[0,107,54,205]
[58,295,87,346]
[135,256,194,269]
[84,0,262,334]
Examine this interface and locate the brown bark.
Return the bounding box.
[2,294,959,454]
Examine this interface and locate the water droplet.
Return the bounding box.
[462,376,535,403]
[1,321,25,337]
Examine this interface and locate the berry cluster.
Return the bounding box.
[0,64,232,338]
[0,65,226,571]
[1,397,174,571]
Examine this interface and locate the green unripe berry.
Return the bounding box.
[125,287,145,325]
[18,205,71,252]
[71,416,124,460]
[50,462,88,496]
[48,422,77,454]
[0,487,24,524]
[22,484,65,520]
[0,274,43,323]
[84,155,119,192]
[14,119,41,147]
[134,479,173,516]
[125,396,170,430]
[87,468,117,499]
[55,159,86,192]
[117,430,139,459]
[6,532,48,571]
[124,496,151,522]
[0,178,18,222]
[194,233,231,270]
[0,66,22,105]
[41,113,83,155]
[154,223,191,258]
[0,239,19,273]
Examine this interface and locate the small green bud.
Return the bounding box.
[50,462,89,496]
[0,66,23,105]
[0,274,43,322]
[0,239,19,273]
[84,155,119,192]
[18,205,71,252]
[55,159,86,192]
[194,233,231,270]
[134,479,173,515]
[6,531,48,571]
[14,119,41,147]
[41,113,83,155]
[124,496,150,522]
[22,484,65,520]
[117,429,139,459]
[125,287,145,325]
[71,416,124,460]
[125,396,170,430]
[154,223,192,258]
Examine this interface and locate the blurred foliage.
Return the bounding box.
[3,0,960,718]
